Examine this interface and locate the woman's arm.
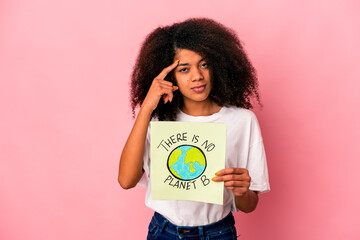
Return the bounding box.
[118,61,179,189]
[118,106,152,189]
[212,168,258,213]
[234,189,258,213]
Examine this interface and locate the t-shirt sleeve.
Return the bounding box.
[230,111,270,212]
[231,140,269,211]
[248,140,270,194]
[138,125,151,187]
[247,113,270,194]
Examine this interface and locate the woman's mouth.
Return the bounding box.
[191,85,206,93]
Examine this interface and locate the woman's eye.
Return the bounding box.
[179,68,188,72]
[201,62,208,68]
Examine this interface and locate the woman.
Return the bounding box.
[119,18,270,239]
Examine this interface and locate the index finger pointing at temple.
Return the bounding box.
[156,60,180,80]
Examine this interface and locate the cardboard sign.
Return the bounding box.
[151,121,226,205]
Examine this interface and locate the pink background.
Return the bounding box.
[1,0,359,239]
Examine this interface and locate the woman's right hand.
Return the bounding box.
[142,60,179,111]
[118,60,180,189]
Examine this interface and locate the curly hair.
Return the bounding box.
[130,18,260,120]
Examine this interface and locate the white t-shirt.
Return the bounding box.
[139,106,270,226]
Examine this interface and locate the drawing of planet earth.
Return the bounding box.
[167,145,206,180]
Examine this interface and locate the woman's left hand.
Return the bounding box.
[212,168,251,197]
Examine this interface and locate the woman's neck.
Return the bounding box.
[181,100,221,117]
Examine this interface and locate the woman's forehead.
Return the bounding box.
[174,49,205,62]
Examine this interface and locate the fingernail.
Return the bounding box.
[215,171,221,176]
[212,177,218,181]
[174,60,179,64]
[173,86,179,90]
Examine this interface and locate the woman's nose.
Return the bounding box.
[191,68,203,81]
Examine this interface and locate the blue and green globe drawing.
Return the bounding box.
[167,145,207,181]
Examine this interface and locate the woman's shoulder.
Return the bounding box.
[222,106,258,120]
[222,106,263,137]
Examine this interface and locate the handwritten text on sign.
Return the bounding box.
[150,122,226,205]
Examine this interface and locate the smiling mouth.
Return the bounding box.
[191,85,206,93]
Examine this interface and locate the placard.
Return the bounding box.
[150,121,226,205]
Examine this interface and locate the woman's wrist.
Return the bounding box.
[235,190,258,213]
[138,104,154,118]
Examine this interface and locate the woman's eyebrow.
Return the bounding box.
[178,58,207,66]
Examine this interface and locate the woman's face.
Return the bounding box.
[173,49,212,106]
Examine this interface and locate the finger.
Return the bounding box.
[225,186,248,191]
[160,87,174,101]
[156,60,180,80]
[156,82,178,92]
[224,180,250,188]
[212,174,251,182]
[163,93,173,104]
[215,168,248,176]
[162,86,178,103]
[156,84,174,93]
[164,93,173,103]
[156,79,174,86]
[152,82,175,96]
[160,83,178,92]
